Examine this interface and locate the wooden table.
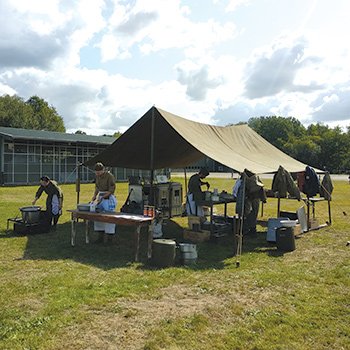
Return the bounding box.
[199,198,236,235]
[68,210,154,262]
[270,194,331,231]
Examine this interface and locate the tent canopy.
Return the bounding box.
[85,106,309,174]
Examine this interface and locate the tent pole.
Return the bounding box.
[184,168,188,197]
[150,107,156,206]
[76,162,81,205]
[236,173,245,268]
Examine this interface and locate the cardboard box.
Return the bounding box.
[292,223,302,236]
[183,229,210,243]
[188,216,201,230]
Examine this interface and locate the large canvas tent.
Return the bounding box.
[85,106,308,174]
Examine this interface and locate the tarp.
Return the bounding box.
[85,106,310,174]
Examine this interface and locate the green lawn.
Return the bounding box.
[0,177,349,350]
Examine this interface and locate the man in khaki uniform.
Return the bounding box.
[91,162,117,242]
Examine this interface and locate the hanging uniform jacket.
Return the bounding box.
[319,172,333,200]
[272,165,301,200]
[302,166,320,197]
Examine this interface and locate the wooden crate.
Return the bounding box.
[183,229,210,243]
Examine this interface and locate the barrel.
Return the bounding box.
[276,227,296,252]
[152,239,176,267]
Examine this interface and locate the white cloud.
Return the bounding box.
[225,0,250,12]
[98,0,236,61]
[0,0,350,136]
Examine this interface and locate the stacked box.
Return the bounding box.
[188,216,201,230]
[183,229,210,243]
[292,223,302,236]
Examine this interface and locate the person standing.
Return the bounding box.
[91,162,117,242]
[186,168,210,217]
[32,176,63,230]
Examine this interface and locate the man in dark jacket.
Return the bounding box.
[32,176,63,229]
[186,168,210,216]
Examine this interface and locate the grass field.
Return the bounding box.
[0,177,349,350]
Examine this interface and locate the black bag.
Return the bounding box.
[120,189,143,215]
[121,200,143,215]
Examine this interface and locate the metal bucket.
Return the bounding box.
[20,206,41,224]
[179,243,197,265]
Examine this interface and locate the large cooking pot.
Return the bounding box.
[20,206,41,224]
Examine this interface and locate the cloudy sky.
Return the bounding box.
[1,0,349,135]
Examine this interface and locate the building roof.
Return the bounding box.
[0,126,115,145]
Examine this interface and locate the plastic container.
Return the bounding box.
[280,220,297,227]
[267,217,290,243]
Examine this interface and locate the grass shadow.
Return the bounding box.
[2,221,152,269]
[1,218,287,269]
[139,219,240,271]
[244,230,297,257]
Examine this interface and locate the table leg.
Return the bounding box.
[307,200,310,231]
[147,223,153,259]
[210,205,214,235]
[71,218,76,246]
[134,225,141,262]
[85,219,90,244]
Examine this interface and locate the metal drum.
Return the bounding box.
[152,239,176,267]
[276,227,296,252]
[179,243,198,265]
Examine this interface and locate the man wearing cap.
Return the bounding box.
[91,162,117,242]
[186,167,210,217]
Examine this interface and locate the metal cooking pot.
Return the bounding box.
[77,203,91,212]
[20,206,41,224]
[178,243,197,253]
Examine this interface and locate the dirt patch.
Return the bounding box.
[59,283,270,350]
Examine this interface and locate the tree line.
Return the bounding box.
[248,116,350,173]
[1,94,349,173]
[0,94,65,132]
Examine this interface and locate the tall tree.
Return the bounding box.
[0,94,65,132]
[26,96,65,132]
[313,126,348,172]
[0,95,32,128]
[248,116,306,150]
[113,131,122,138]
